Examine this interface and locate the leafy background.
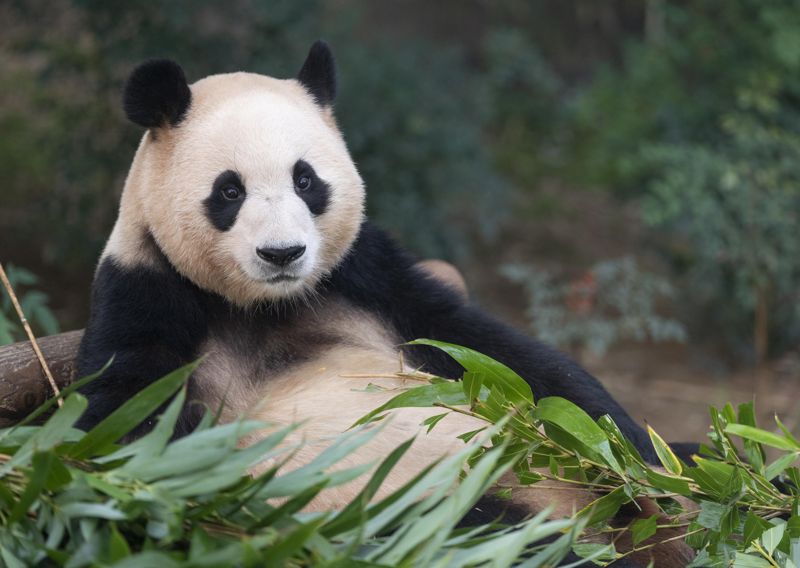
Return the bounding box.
[1,0,799,443]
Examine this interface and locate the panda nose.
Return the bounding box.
[256,245,306,267]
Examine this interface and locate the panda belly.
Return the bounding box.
[246,345,488,510]
[192,302,485,510]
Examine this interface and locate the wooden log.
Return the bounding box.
[0,330,83,426]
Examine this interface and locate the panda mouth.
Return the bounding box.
[265,274,300,284]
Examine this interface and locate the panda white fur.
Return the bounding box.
[75,42,693,566]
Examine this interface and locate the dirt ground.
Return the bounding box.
[587,342,800,447]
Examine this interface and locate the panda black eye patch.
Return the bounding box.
[293,160,329,216]
[204,170,246,232]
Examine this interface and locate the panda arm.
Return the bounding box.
[75,257,208,436]
[328,222,656,463]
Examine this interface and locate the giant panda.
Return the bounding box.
[75,41,693,566]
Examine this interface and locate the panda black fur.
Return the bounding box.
[75,42,693,567]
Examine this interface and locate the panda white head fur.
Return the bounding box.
[107,42,365,306]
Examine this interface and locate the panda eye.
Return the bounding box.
[221,185,241,200]
[295,175,312,191]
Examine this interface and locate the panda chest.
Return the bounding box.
[190,301,410,426]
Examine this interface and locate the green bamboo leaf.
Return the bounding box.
[738,402,757,427]
[0,548,25,568]
[647,424,683,475]
[697,500,728,531]
[268,517,328,565]
[644,468,692,496]
[422,412,449,433]
[517,471,544,484]
[462,370,485,405]
[534,396,623,473]
[60,502,127,520]
[2,393,87,474]
[69,360,200,459]
[322,437,415,536]
[576,486,629,526]
[260,426,385,498]
[762,522,786,556]
[449,510,577,567]
[776,415,800,448]
[732,553,773,567]
[571,542,617,563]
[371,444,508,565]
[631,514,658,545]
[42,455,71,491]
[351,380,468,427]
[104,387,187,468]
[410,339,533,404]
[744,511,772,546]
[250,482,329,529]
[108,524,132,561]
[83,473,132,502]
[457,427,486,443]
[765,453,799,481]
[111,552,180,568]
[725,424,800,451]
[9,451,57,523]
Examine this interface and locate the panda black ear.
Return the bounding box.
[297,40,337,107]
[123,59,192,128]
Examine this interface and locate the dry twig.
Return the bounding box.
[0,262,62,406]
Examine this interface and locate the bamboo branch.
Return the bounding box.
[0,262,62,406]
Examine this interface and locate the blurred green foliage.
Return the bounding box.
[503,258,686,357]
[566,0,800,359]
[1,0,799,362]
[0,263,60,345]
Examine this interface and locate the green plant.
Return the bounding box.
[565,0,800,360]
[0,361,585,567]
[641,111,800,364]
[502,257,685,356]
[5,341,800,565]
[366,340,800,566]
[0,263,60,345]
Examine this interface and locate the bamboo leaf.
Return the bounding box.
[725,424,800,451]
[351,381,468,427]
[534,396,623,473]
[576,486,629,526]
[422,412,449,433]
[3,394,87,474]
[744,512,772,546]
[9,451,58,522]
[765,453,799,481]
[410,339,533,404]
[631,514,658,545]
[647,424,683,475]
[762,522,786,556]
[69,360,199,459]
[644,468,692,496]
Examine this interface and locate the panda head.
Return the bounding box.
[120,41,364,306]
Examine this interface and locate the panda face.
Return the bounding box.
[129,72,365,306]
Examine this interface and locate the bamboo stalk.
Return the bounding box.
[0,262,62,406]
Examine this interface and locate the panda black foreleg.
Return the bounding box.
[75,257,209,438]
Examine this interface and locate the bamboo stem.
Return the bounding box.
[0,262,62,406]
